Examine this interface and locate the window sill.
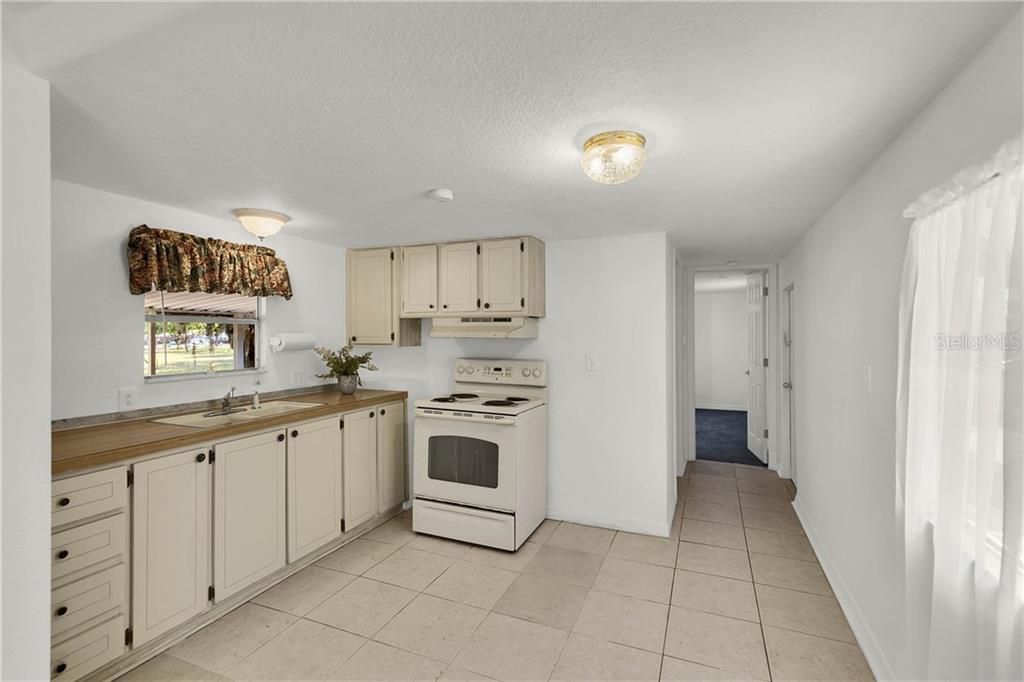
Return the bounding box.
[143,367,268,385]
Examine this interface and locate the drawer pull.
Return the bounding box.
[56,550,69,560]
[291,430,299,438]
[277,433,285,442]
[58,497,71,507]
[195,453,206,463]
[55,606,68,617]
[54,663,67,675]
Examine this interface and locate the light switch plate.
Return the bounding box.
[585,354,599,371]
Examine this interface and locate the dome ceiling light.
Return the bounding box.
[233,208,290,240]
[581,130,647,185]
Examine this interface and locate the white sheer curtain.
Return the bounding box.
[897,138,1023,681]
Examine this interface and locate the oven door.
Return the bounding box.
[413,410,516,512]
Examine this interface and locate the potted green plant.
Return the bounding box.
[314,344,378,394]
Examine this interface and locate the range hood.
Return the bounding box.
[430,316,538,339]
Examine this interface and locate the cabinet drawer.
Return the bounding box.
[52,467,127,528]
[52,564,125,639]
[413,498,516,551]
[51,614,124,681]
[52,515,126,580]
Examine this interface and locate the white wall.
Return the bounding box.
[51,181,347,419]
[2,64,52,680]
[779,12,1022,680]
[694,290,748,411]
[365,232,676,535]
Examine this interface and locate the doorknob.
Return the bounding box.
[783,382,793,389]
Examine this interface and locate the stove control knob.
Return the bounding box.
[457,365,465,374]
[522,368,531,377]
[465,366,475,375]
[532,368,542,377]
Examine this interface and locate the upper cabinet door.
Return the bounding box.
[400,245,438,315]
[347,248,394,345]
[212,430,287,602]
[439,242,479,313]
[287,417,342,562]
[481,239,523,313]
[131,448,210,647]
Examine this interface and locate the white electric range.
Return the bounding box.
[412,358,547,551]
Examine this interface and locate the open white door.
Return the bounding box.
[746,272,767,462]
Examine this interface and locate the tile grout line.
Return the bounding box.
[739,477,775,682]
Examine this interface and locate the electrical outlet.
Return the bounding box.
[118,387,138,411]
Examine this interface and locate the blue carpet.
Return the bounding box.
[696,409,766,467]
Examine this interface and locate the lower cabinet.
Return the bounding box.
[376,402,406,513]
[343,408,377,530]
[213,430,287,601]
[287,417,342,562]
[131,448,210,647]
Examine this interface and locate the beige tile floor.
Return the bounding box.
[119,462,874,681]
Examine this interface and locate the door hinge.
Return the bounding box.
[520,297,525,307]
[763,286,769,297]
[390,251,394,261]
[763,428,769,438]
[476,244,480,255]
[390,332,395,341]
[341,519,347,533]
[763,357,768,367]
[208,585,215,602]
[209,448,216,464]
[340,418,345,430]
[124,628,133,647]
[126,470,133,487]
[476,298,481,308]
[520,241,524,252]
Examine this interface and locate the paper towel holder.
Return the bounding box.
[268,333,317,353]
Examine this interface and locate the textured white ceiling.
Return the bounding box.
[28,2,1018,261]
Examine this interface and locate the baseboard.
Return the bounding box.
[546,507,672,538]
[791,498,897,681]
[695,403,747,412]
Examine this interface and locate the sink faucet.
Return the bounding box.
[221,386,237,413]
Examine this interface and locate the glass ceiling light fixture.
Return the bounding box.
[581,130,647,185]
[233,208,290,240]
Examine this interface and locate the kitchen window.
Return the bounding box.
[144,291,261,378]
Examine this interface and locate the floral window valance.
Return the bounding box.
[127,225,293,300]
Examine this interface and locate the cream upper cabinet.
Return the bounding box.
[481,239,524,313]
[212,430,287,602]
[287,417,342,562]
[347,248,421,346]
[347,248,394,345]
[400,245,438,315]
[342,408,377,530]
[439,242,480,313]
[131,448,210,647]
[376,402,406,514]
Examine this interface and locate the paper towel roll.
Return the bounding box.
[268,333,317,353]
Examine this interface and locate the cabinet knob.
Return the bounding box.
[380,408,385,415]
[277,433,285,442]
[196,453,206,463]
[58,497,70,507]
[56,550,69,560]
[55,606,68,617]
[291,430,299,438]
[369,411,375,418]
[442,304,448,309]
[429,304,434,309]
[484,302,490,309]
[54,663,67,675]
[351,336,357,342]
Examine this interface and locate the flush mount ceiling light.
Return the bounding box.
[233,208,290,240]
[581,130,647,185]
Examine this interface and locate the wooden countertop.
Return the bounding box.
[52,389,407,476]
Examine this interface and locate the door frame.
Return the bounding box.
[780,283,796,486]
[679,262,787,477]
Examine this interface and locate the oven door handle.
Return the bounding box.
[415,410,516,425]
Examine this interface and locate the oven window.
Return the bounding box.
[427,436,499,488]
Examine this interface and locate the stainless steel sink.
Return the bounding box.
[152,400,324,428]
